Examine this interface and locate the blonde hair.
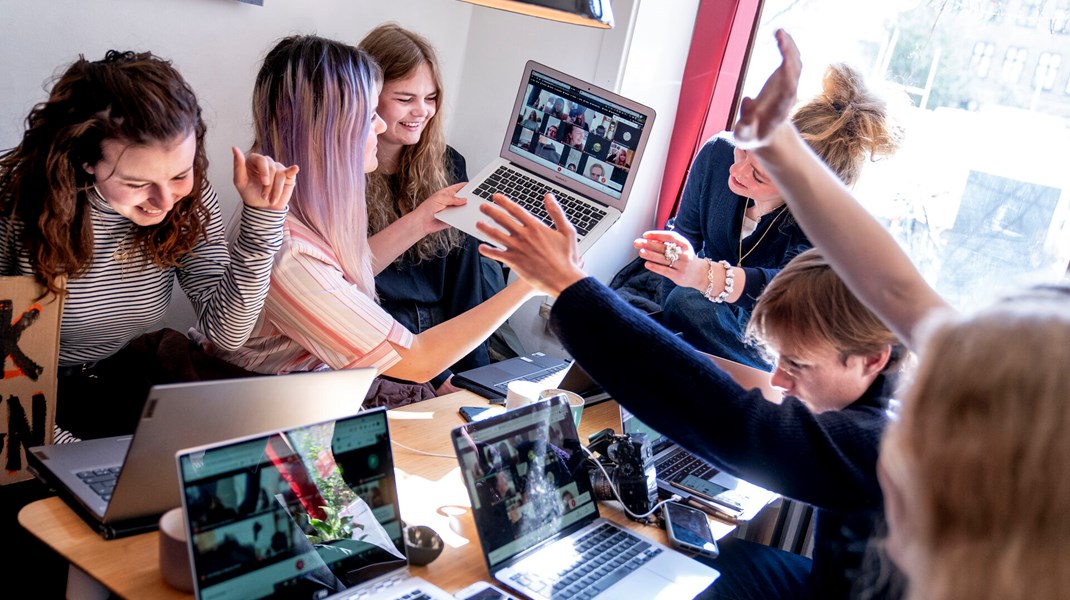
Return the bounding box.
[791,63,902,186]
[747,248,904,373]
[880,286,1070,600]
[360,23,463,263]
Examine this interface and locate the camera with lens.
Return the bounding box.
[585,428,658,522]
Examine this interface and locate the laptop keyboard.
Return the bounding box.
[491,362,571,394]
[509,522,662,600]
[472,165,608,237]
[76,466,121,501]
[343,573,438,600]
[657,451,718,484]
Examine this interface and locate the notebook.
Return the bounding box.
[175,408,453,600]
[27,369,375,539]
[451,396,718,600]
[619,354,779,522]
[436,60,656,255]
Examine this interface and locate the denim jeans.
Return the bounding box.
[662,285,773,371]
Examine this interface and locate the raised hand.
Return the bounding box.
[232,146,299,210]
[734,29,802,150]
[476,193,585,297]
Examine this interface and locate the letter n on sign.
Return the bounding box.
[1,276,63,485]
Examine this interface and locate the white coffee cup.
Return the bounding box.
[505,380,544,410]
[159,507,193,592]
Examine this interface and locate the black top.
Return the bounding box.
[550,277,898,598]
[374,146,496,387]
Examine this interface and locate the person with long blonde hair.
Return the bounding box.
[878,288,1070,600]
[360,23,511,393]
[208,35,533,406]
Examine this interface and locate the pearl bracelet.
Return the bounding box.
[703,259,735,303]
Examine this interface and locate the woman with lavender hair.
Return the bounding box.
[206,35,534,406]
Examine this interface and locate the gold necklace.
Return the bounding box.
[89,188,134,264]
[737,200,787,266]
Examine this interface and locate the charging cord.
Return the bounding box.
[581,446,681,521]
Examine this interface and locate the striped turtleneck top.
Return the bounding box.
[0,185,286,366]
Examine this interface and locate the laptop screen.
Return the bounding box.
[177,409,407,599]
[453,397,596,569]
[507,66,651,202]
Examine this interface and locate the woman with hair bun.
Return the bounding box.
[635,62,902,370]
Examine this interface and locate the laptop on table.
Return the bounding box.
[27,369,375,539]
[175,408,453,600]
[436,60,656,255]
[451,396,718,600]
[620,354,780,522]
[453,352,608,405]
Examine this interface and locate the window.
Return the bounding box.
[1034,52,1062,90]
[741,0,1070,314]
[970,41,995,77]
[1016,0,1042,28]
[1053,0,1070,34]
[1001,47,1028,83]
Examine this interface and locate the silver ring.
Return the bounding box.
[663,241,680,268]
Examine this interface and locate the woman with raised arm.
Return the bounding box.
[207,35,534,407]
[359,23,509,395]
[635,58,900,369]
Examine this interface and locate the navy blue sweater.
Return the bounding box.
[551,277,895,598]
[669,136,812,309]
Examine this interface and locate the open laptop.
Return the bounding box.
[436,60,656,255]
[453,353,607,405]
[452,396,718,600]
[175,408,453,600]
[620,355,780,522]
[27,369,375,539]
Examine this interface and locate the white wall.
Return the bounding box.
[0,0,699,357]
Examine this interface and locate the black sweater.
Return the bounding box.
[550,277,896,598]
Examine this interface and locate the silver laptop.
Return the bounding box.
[619,354,778,522]
[27,369,375,539]
[452,396,718,600]
[436,60,656,255]
[176,408,453,600]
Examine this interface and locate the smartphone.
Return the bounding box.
[454,580,521,600]
[459,405,493,423]
[663,501,720,559]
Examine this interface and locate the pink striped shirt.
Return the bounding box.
[208,215,413,375]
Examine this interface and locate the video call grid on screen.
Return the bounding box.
[178,413,408,599]
[455,401,597,567]
[509,69,649,200]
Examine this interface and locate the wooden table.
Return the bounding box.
[19,391,734,598]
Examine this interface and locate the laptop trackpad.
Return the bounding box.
[615,565,714,598]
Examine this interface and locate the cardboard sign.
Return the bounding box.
[1,276,63,485]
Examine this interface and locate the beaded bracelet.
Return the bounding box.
[703,259,735,303]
